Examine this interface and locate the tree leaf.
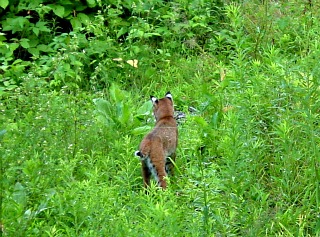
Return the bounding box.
[86,0,96,8]
[28,47,39,57]
[36,21,50,32]
[20,38,30,49]
[33,27,39,36]
[77,13,90,25]
[37,44,52,52]
[51,5,65,18]
[70,17,82,31]
[0,0,8,9]
[117,27,128,39]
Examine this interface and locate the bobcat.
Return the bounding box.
[135,92,178,189]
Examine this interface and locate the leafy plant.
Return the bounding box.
[93,84,153,136]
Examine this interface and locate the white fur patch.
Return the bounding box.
[151,96,158,104]
[135,151,146,161]
[166,93,172,99]
[145,158,159,184]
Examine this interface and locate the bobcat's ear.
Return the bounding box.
[150,96,158,104]
[165,92,172,100]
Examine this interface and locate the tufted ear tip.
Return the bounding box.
[150,96,158,104]
[165,92,172,100]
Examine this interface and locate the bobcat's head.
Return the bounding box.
[150,92,174,121]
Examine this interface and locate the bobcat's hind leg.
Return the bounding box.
[141,161,151,188]
[165,152,176,176]
[154,162,167,189]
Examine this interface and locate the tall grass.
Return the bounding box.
[1,1,320,236]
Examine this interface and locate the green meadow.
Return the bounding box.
[1,1,319,236]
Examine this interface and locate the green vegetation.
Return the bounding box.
[1,0,319,236]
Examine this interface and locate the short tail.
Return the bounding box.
[135,151,145,161]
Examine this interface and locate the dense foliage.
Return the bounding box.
[1,0,224,91]
[1,0,320,236]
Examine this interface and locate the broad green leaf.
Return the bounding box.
[109,84,126,102]
[28,47,39,57]
[86,0,96,7]
[75,4,87,11]
[93,98,116,125]
[12,59,23,65]
[117,27,128,39]
[136,100,152,116]
[9,43,19,51]
[78,13,90,25]
[17,17,27,30]
[24,209,33,219]
[3,81,10,86]
[193,116,208,127]
[5,84,17,90]
[2,17,28,33]
[93,98,111,117]
[4,43,18,57]
[2,22,13,31]
[0,0,9,9]
[144,32,161,38]
[29,38,39,47]
[50,5,65,18]
[36,21,50,32]
[37,44,52,52]
[33,27,39,36]
[70,17,82,31]
[155,26,171,36]
[71,60,83,67]
[131,126,152,135]
[118,103,132,125]
[13,182,27,207]
[0,33,6,42]
[20,38,30,49]
[129,29,144,39]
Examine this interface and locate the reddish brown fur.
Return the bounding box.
[136,92,178,189]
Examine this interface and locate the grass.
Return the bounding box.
[1,1,320,236]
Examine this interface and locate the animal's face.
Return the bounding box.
[150,92,174,121]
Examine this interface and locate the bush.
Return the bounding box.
[1,0,226,91]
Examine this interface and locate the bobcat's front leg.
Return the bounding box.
[158,176,167,189]
[156,165,167,189]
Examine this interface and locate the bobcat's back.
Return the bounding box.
[135,92,178,189]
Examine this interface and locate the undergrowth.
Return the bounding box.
[1,1,320,236]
